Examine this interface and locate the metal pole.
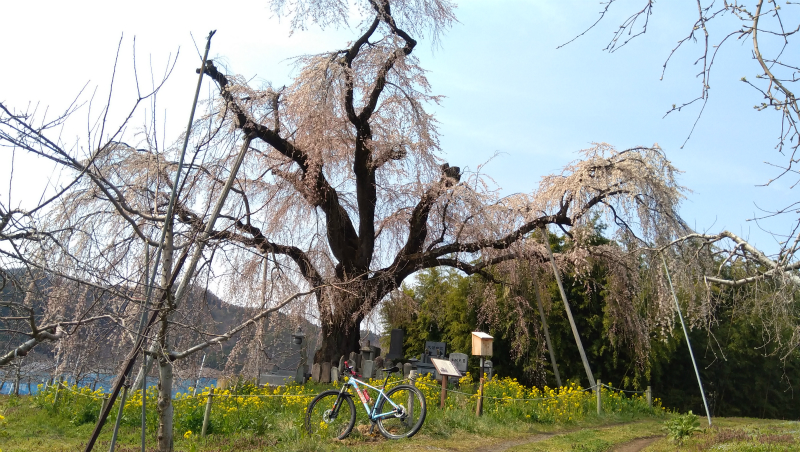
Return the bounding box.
[542,226,596,389]
[476,357,484,416]
[140,246,149,452]
[531,272,562,387]
[662,257,712,426]
[83,29,217,452]
[108,385,129,452]
[141,348,147,452]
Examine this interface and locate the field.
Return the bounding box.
[0,375,797,451]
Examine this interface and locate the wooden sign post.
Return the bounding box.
[471,332,494,416]
[431,358,461,409]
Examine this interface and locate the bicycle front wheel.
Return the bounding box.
[305,390,356,440]
[375,384,427,439]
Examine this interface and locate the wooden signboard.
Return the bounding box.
[430,358,461,377]
[431,358,461,409]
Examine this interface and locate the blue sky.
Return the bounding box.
[1,0,796,255]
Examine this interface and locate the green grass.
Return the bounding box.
[645,417,800,452]
[0,390,660,452]
[2,381,796,452]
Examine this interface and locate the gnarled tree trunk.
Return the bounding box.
[314,313,363,365]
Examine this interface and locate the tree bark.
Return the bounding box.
[156,219,174,452]
[156,355,174,452]
[314,303,364,365]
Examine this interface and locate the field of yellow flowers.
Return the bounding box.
[30,372,661,441]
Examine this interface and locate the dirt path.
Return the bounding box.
[472,433,557,452]
[611,436,661,452]
[473,422,664,452]
[474,422,640,452]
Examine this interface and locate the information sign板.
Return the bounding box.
[430,358,461,377]
[431,358,461,409]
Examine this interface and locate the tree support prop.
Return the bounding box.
[542,226,596,389]
[662,257,712,426]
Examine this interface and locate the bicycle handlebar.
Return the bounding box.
[344,361,399,377]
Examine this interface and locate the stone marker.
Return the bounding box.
[484,360,493,380]
[449,353,468,374]
[361,342,374,363]
[321,362,331,383]
[338,355,346,373]
[295,366,305,384]
[374,356,384,370]
[349,352,359,371]
[362,359,375,379]
[311,363,321,383]
[331,366,340,383]
[387,329,404,360]
[403,363,412,378]
[424,341,446,361]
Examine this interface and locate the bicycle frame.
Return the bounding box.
[338,372,402,422]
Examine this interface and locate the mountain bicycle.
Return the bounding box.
[304,362,427,440]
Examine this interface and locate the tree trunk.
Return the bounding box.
[156,355,174,452]
[313,311,363,365]
[156,223,174,452]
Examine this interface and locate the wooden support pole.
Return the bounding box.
[201,388,214,436]
[53,377,62,406]
[13,361,21,396]
[407,371,416,427]
[596,379,602,415]
[440,376,447,410]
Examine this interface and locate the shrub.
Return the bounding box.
[664,410,702,443]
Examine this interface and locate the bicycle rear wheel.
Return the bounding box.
[305,390,356,440]
[375,384,427,439]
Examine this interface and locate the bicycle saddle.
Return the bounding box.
[382,366,400,373]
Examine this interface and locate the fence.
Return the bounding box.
[418,380,653,415]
